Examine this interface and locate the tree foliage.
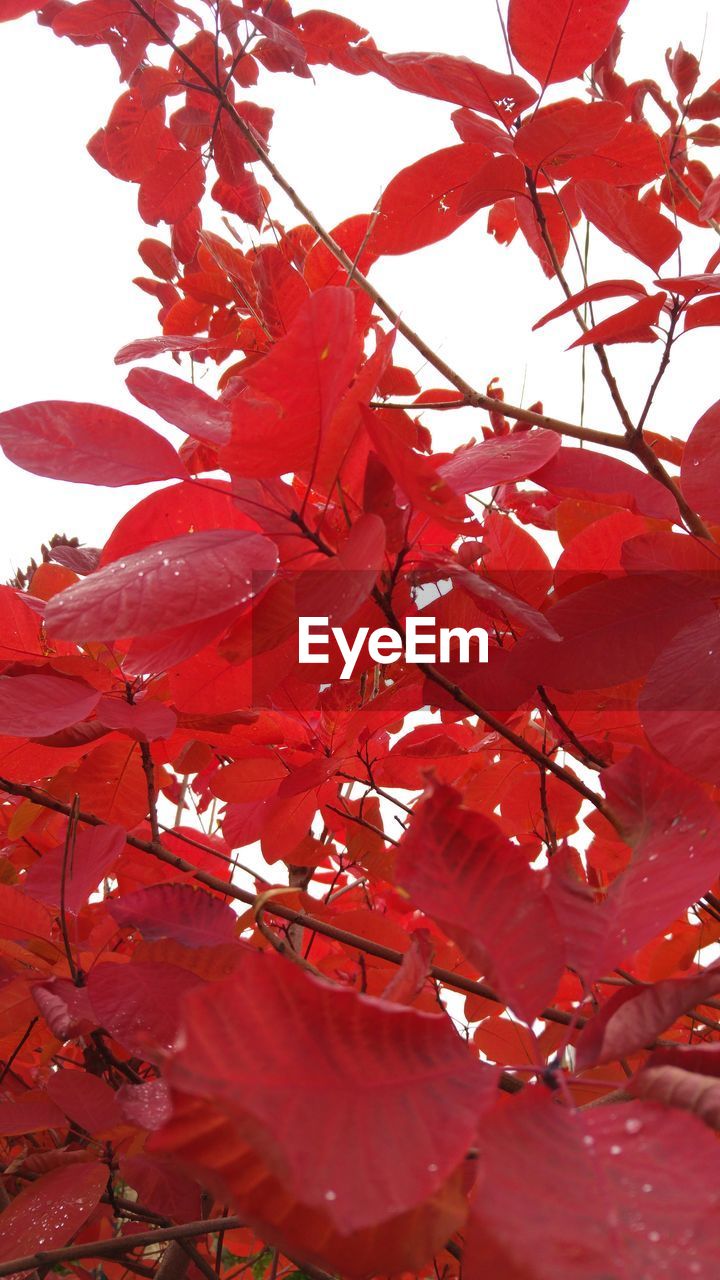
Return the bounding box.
[1,0,720,1276]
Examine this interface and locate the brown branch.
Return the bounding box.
[0,1209,339,1280]
[536,685,607,770]
[155,1242,191,1280]
[0,1018,38,1087]
[369,399,628,449]
[59,794,80,983]
[324,801,400,846]
[140,742,161,845]
[635,302,681,436]
[338,769,414,815]
[0,1218,240,1278]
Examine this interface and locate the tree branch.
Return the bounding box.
[370,398,631,449]
[0,1217,244,1279]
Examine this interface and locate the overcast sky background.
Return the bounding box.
[0,0,718,581]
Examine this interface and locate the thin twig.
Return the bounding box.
[59,795,80,983]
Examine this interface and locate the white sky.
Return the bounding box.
[1,0,718,580]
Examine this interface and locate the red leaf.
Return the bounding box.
[159,949,496,1232]
[108,884,238,947]
[32,977,96,1040]
[59,739,148,828]
[554,120,667,187]
[210,752,287,803]
[364,51,536,122]
[0,0,39,18]
[0,672,100,737]
[138,147,206,225]
[575,180,681,272]
[597,750,720,970]
[439,427,561,493]
[680,398,720,523]
[124,607,243,675]
[104,92,167,181]
[532,445,678,520]
[684,297,720,331]
[115,333,225,364]
[630,1060,720,1131]
[514,100,625,169]
[512,574,713,691]
[45,529,277,642]
[533,278,647,329]
[23,823,126,915]
[0,586,44,661]
[0,1162,108,1265]
[138,237,177,280]
[118,1083,174,1132]
[126,367,231,444]
[451,108,517,154]
[369,144,491,255]
[640,612,720,784]
[480,510,553,609]
[214,104,274,178]
[212,170,266,229]
[658,274,720,299]
[450,562,561,641]
[568,292,666,348]
[150,1091,467,1277]
[134,1162,209,1238]
[261,789,319,863]
[666,43,700,103]
[699,174,720,221]
[295,514,386,626]
[576,961,720,1069]
[226,287,362,476]
[457,155,527,215]
[381,931,434,1005]
[47,1069,123,1133]
[95,695,177,742]
[100,479,254,566]
[466,1092,720,1278]
[0,884,54,946]
[396,782,564,1022]
[620,530,720,577]
[303,214,379,290]
[516,189,572,275]
[362,408,469,525]
[0,401,185,485]
[508,0,629,86]
[0,1094,65,1136]
[686,80,720,121]
[87,961,204,1057]
[253,244,311,337]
